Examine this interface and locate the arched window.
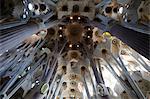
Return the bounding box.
[62,5,68,11]
[72,5,79,13]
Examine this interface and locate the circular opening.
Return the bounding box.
[105,7,112,13]
[34,4,38,10]
[101,49,107,54]
[70,62,74,66]
[139,8,143,12]
[62,66,66,70]
[113,7,118,13]
[62,82,67,86]
[71,82,75,85]
[70,74,76,79]
[112,39,117,44]
[123,91,126,93]
[70,89,75,92]
[70,81,76,86]
[138,80,142,83]
[121,50,125,55]
[40,4,46,11]
[81,66,86,71]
